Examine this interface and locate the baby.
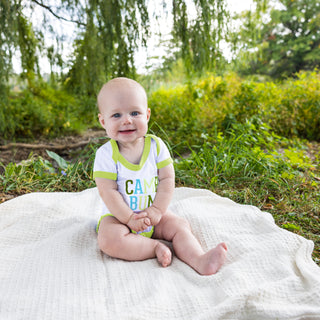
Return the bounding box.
[93,77,227,275]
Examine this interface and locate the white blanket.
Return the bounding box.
[0,187,320,320]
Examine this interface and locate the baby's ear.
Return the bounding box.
[98,113,106,128]
[146,108,151,122]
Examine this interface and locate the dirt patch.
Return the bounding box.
[0,129,107,166]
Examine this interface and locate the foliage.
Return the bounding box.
[174,119,320,262]
[148,83,204,151]
[0,145,96,194]
[0,1,39,95]
[0,0,150,99]
[231,0,320,78]
[1,0,319,104]
[0,82,99,140]
[64,0,150,96]
[138,59,190,93]
[261,71,320,140]
[148,71,320,156]
[172,0,229,74]
[2,71,319,144]
[1,0,233,100]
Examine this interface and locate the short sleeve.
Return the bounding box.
[93,142,117,180]
[155,137,173,169]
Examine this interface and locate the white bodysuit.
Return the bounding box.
[93,134,173,236]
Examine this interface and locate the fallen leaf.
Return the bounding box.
[262,203,274,210]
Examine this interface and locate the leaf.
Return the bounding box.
[46,150,69,170]
[262,203,274,210]
[282,223,300,232]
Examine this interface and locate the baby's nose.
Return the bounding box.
[122,114,133,124]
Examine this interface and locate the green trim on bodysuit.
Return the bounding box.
[110,136,151,171]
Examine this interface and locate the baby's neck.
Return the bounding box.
[117,137,145,165]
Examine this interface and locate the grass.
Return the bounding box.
[174,119,320,264]
[0,118,319,265]
[0,147,96,195]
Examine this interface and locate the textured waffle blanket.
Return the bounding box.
[0,187,320,319]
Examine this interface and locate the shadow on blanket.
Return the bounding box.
[0,187,320,319]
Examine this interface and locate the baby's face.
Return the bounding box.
[98,84,150,146]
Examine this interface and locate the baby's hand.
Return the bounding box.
[143,206,162,226]
[127,212,151,233]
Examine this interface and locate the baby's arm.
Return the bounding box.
[95,177,151,232]
[143,163,175,225]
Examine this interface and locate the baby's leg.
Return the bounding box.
[153,212,227,275]
[97,216,171,267]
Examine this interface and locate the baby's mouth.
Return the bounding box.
[119,129,136,134]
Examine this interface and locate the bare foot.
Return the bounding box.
[155,242,172,267]
[197,243,227,276]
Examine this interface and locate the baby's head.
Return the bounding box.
[97,77,148,113]
[97,77,151,143]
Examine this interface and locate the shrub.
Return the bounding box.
[148,71,320,151]
[3,71,319,143]
[265,72,320,140]
[1,84,98,140]
[148,85,204,153]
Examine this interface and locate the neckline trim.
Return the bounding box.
[110,135,151,171]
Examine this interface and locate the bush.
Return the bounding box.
[265,72,320,140]
[1,83,99,140]
[148,71,320,153]
[3,71,319,144]
[148,84,204,152]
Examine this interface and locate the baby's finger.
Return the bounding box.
[133,211,147,220]
[144,217,151,226]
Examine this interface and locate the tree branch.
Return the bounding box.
[30,0,86,26]
[0,140,94,151]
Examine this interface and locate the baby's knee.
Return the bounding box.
[173,215,191,232]
[97,232,121,257]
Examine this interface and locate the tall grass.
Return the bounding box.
[174,118,320,263]
[175,118,319,212]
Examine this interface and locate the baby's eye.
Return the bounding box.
[112,113,121,118]
[131,111,139,116]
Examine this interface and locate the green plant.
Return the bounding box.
[174,117,320,263]
[0,145,97,194]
